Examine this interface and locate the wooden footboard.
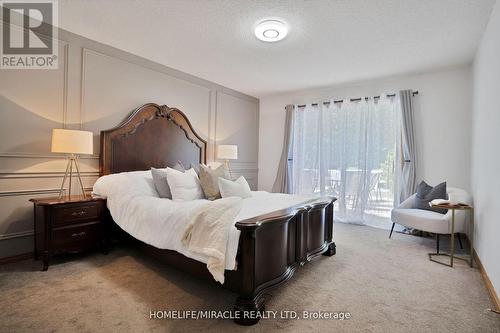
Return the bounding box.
[225,197,336,325]
[106,197,336,326]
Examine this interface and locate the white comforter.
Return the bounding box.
[92,171,315,274]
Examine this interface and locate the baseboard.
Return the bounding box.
[474,249,500,311]
[0,252,33,265]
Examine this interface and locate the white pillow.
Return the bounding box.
[92,170,158,198]
[218,176,252,199]
[166,167,205,201]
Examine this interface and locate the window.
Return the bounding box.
[291,96,400,228]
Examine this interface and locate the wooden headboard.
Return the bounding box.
[99,103,207,176]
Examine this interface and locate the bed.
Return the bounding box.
[98,103,336,325]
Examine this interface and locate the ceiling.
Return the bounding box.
[58,0,496,98]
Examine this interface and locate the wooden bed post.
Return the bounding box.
[323,200,336,256]
[233,228,265,325]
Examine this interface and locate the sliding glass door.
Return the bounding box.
[291,97,400,228]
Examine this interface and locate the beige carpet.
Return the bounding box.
[1,223,499,333]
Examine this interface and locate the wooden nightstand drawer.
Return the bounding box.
[30,195,108,271]
[53,222,101,249]
[52,202,102,226]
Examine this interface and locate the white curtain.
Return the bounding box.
[291,96,401,228]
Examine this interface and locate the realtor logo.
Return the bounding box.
[1,0,58,69]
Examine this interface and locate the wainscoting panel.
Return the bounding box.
[0,236,33,260]
[215,91,259,187]
[0,41,69,155]
[215,91,259,164]
[81,48,212,154]
[0,191,59,236]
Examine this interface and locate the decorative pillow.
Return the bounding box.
[151,161,185,198]
[199,164,231,200]
[166,167,205,201]
[218,176,252,199]
[413,181,448,214]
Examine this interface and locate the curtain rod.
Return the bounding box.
[293,91,419,108]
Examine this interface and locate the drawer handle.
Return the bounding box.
[71,211,87,217]
[71,231,87,237]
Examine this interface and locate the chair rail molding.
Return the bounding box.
[0,171,100,179]
[0,187,93,197]
[0,230,34,241]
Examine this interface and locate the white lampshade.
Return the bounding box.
[51,129,93,155]
[217,144,238,160]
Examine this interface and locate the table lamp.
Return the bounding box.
[51,129,93,198]
[217,144,238,179]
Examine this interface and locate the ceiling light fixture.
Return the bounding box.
[254,20,288,42]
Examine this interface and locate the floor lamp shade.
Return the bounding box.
[51,129,93,198]
[51,129,93,155]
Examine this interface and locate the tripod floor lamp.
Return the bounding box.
[51,129,94,198]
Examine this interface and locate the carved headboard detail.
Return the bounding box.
[100,103,207,176]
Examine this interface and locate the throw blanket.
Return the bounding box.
[181,197,243,284]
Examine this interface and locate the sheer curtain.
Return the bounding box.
[291,96,401,228]
[272,105,294,193]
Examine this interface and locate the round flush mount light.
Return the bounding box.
[254,20,288,42]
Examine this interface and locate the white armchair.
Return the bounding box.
[389,187,471,249]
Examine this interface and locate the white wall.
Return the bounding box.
[471,1,500,301]
[0,27,259,259]
[259,67,472,194]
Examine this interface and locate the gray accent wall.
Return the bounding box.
[0,27,259,259]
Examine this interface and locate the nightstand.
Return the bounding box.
[30,195,108,271]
